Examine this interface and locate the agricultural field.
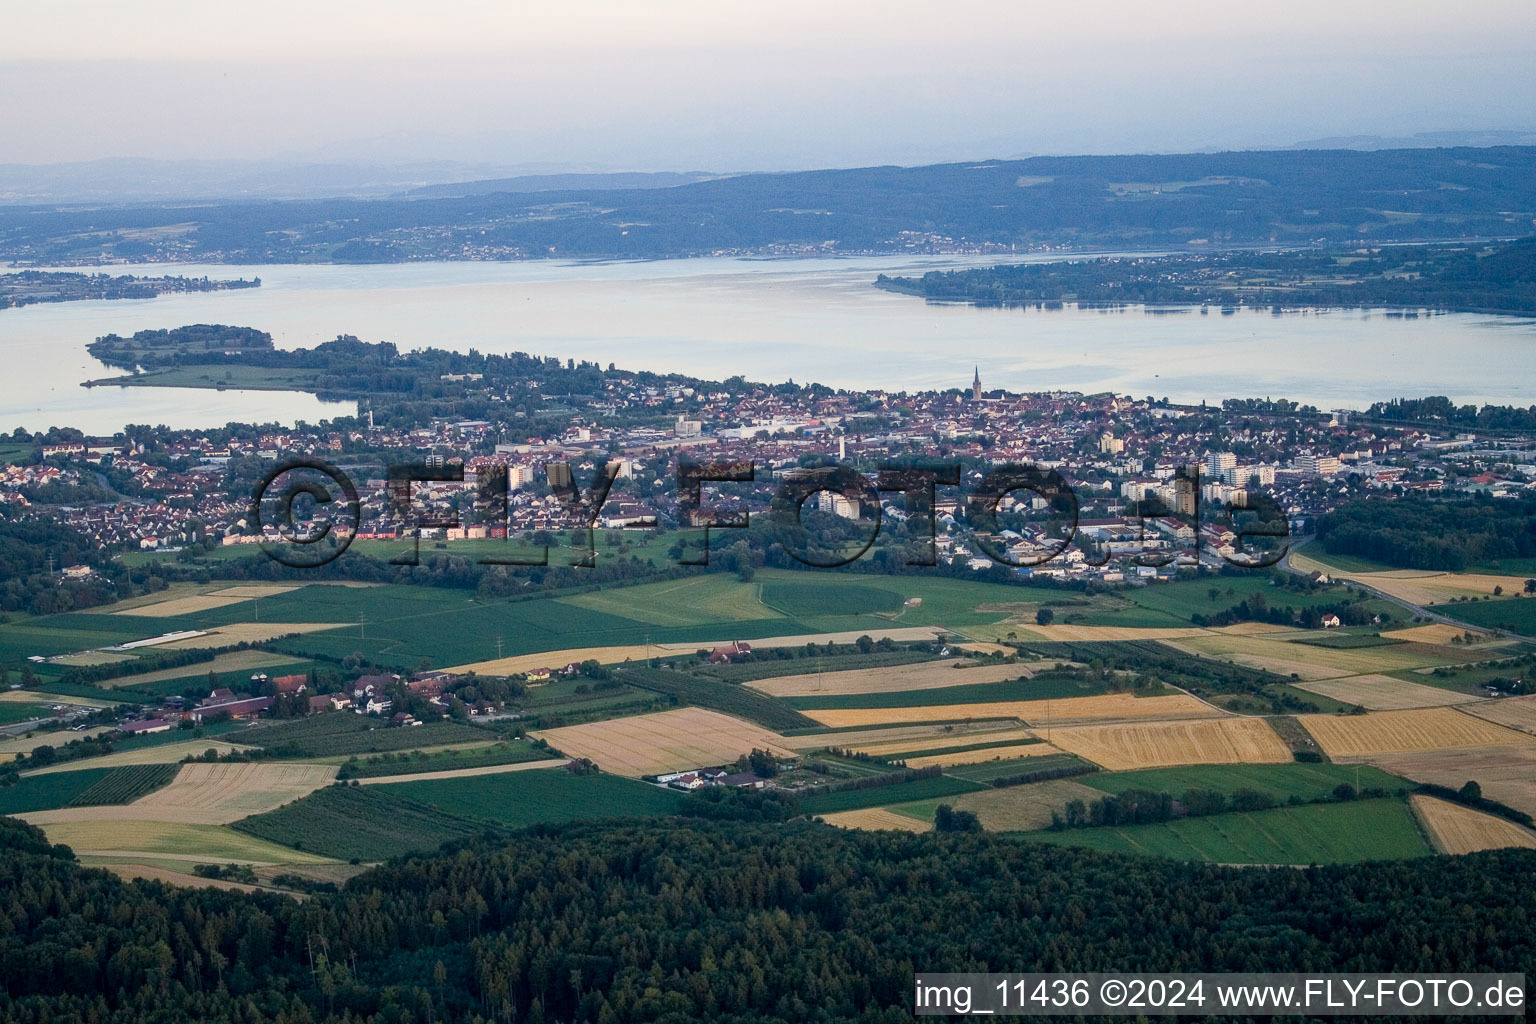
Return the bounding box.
[1044,717,1292,771]
[1082,763,1407,801]
[337,740,551,779]
[1115,576,1389,624]
[1017,797,1433,864]
[97,650,307,690]
[842,726,1040,758]
[67,764,180,806]
[1018,625,1211,641]
[1298,707,1536,758]
[1384,623,1489,645]
[561,574,784,627]
[164,570,1030,670]
[782,673,1115,711]
[531,707,798,777]
[0,726,109,756]
[231,784,487,861]
[0,768,113,815]
[1410,794,1536,854]
[614,666,817,731]
[889,778,1110,831]
[239,714,492,758]
[1460,695,1536,734]
[942,752,1089,784]
[35,819,338,864]
[699,649,940,685]
[744,659,1039,698]
[1162,631,1473,680]
[1293,674,1483,710]
[782,721,1032,751]
[114,584,299,618]
[0,701,57,726]
[799,774,986,815]
[1448,598,1536,636]
[1365,747,1536,818]
[379,770,683,827]
[126,762,339,823]
[354,759,567,785]
[902,742,1059,769]
[23,738,254,774]
[799,692,1219,729]
[819,808,932,832]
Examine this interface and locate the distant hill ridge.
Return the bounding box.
[4,146,1536,263]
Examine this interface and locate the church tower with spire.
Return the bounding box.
[971,366,982,401]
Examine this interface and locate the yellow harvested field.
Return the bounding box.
[1320,569,1529,606]
[1298,708,1535,758]
[115,585,298,618]
[0,726,110,755]
[128,762,338,823]
[1165,634,1460,680]
[49,650,136,667]
[444,627,946,676]
[1368,747,1536,818]
[532,708,796,778]
[920,779,1111,832]
[801,692,1219,729]
[96,649,304,689]
[847,727,1038,757]
[1460,696,1536,735]
[30,820,334,864]
[356,758,568,785]
[820,808,932,832]
[1018,625,1212,641]
[0,690,117,709]
[903,742,1062,769]
[1293,674,1481,710]
[746,659,1037,698]
[1047,717,1292,771]
[160,623,339,648]
[23,739,254,775]
[101,862,264,892]
[1410,794,1536,854]
[1210,621,1301,635]
[1385,623,1486,645]
[783,722,1030,752]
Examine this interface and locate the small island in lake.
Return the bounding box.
[0,270,259,309]
[877,237,1536,317]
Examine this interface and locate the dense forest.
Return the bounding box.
[877,237,1536,316]
[3,147,1536,263]
[1,814,1533,1023]
[1316,495,1536,571]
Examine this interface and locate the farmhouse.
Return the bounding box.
[271,674,308,695]
[708,641,753,664]
[193,691,273,722]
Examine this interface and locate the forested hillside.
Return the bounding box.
[3,147,1535,263]
[0,815,1532,1023]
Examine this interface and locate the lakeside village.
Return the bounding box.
[8,371,1531,577]
[6,371,1534,771]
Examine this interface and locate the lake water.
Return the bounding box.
[2,254,1533,434]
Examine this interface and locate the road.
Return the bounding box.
[1278,537,1534,642]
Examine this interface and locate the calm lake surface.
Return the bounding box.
[2,254,1533,434]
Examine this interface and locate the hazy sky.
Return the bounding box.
[4,0,1535,170]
